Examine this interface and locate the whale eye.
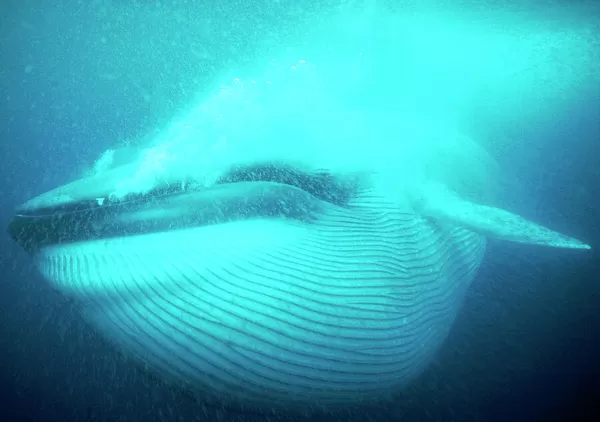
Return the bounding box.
[217,163,356,206]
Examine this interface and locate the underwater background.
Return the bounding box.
[1,0,599,421]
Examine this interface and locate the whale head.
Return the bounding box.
[8,61,590,413]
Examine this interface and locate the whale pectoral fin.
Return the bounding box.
[415,183,591,250]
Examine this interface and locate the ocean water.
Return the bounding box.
[1,1,599,421]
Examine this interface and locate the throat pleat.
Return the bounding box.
[36,191,485,408]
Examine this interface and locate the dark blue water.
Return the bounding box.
[1,1,599,421]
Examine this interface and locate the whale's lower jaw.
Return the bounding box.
[32,195,485,410]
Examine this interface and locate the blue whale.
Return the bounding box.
[8,60,590,412]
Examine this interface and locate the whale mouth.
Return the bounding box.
[8,163,358,253]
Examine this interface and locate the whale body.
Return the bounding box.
[8,165,590,412]
[8,60,590,412]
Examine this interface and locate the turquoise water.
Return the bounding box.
[0,1,598,421]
